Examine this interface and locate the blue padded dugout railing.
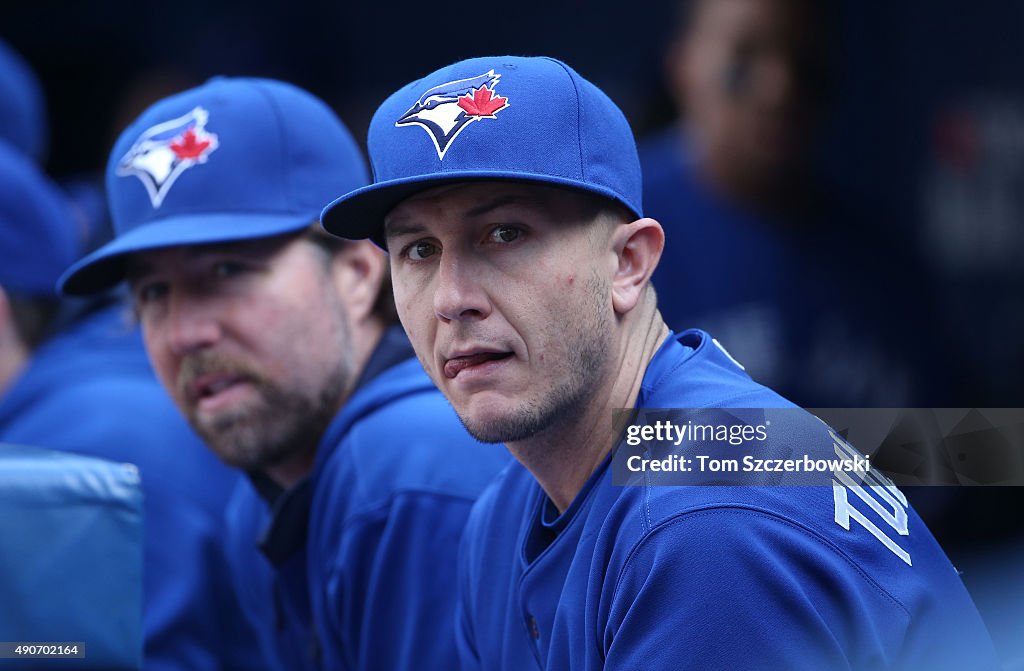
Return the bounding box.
[0,444,142,670]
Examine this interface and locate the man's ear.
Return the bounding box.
[610,218,665,316]
[330,240,388,324]
[0,286,13,338]
[0,285,29,371]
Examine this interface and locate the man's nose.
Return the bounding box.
[165,291,222,356]
[433,253,491,323]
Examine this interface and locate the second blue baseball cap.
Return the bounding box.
[0,39,48,162]
[0,140,78,297]
[320,56,642,244]
[59,76,368,295]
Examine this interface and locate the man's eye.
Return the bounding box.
[490,226,521,244]
[134,282,168,305]
[406,241,439,261]
[212,261,246,278]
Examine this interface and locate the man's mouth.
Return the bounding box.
[190,373,250,408]
[443,351,514,379]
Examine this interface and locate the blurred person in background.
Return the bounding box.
[641,3,1023,664]
[641,0,936,408]
[0,38,48,163]
[0,39,261,671]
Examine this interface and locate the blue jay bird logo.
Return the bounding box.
[396,70,510,159]
[117,107,219,208]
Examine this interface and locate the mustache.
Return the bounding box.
[177,351,267,403]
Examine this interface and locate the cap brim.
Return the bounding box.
[59,212,315,296]
[320,171,641,248]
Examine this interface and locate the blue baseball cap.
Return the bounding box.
[0,39,48,162]
[59,77,369,295]
[0,140,78,297]
[320,56,642,244]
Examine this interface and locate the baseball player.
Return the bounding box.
[60,77,508,670]
[321,55,1001,670]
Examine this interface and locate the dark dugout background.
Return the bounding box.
[6,0,1024,408]
[5,0,1023,666]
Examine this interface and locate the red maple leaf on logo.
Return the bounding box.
[170,128,212,160]
[458,87,508,118]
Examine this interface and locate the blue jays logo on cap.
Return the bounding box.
[395,70,510,160]
[116,106,219,208]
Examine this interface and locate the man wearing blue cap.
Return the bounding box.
[321,56,1000,670]
[60,76,508,671]
[0,141,77,386]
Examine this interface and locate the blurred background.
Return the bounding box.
[4,0,1023,665]
[5,0,1024,406]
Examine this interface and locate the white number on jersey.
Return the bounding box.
[830,429,912,566]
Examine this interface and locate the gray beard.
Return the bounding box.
[193,368,347,473]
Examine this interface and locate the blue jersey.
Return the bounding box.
[225,326,509,670]
[224,474,314,671]
[0,304,262,671]
[456,329,999,670]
